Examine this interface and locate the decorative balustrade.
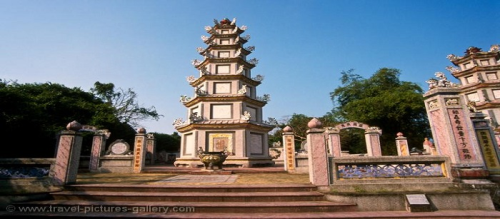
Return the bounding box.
[331,156,450,182]
[0,158,55,178]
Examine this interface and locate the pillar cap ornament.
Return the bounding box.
[66,120,82,131]
[307,118,322,129]
[283,126,293,132]
[137,127,146,134]
[397,132,404,137]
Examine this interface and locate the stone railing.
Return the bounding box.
[0,158,55,178]
[0,158,60,194]
[330,156,451,184]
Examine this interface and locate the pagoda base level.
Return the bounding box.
[174,157,275,168]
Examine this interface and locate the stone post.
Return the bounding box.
[133,128,147,173]
[307,118,329,186]
[282,126,296,172]
[53,121,83,185]
[325,127,341,157]
[423,138,437,155]
[471,113,500,176]
[365,127,382,156]
[395,132,410,156]
[424,88,487,181]
[88,131,108,172]
[146,134,156,165]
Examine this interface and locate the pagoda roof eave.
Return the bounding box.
[459,80,500,93]
[182,95,268,108]
[195,57,256,69]
[175,121,274,133]
[451,65,500,78]
[199,44,252,56]
[189,74,261,87]
[450,51,500,66]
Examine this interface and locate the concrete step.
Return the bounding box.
[51,191,325,202]
[8,183,360,216]
[3,209,500,218]
[63,183,317,193]
[11,200,357,213]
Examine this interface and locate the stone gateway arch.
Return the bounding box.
[325,121,382,157]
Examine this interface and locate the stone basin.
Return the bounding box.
[198,151,228,170]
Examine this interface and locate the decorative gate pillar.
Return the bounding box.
[365,127,382,156]
[146,134,156,165]
[133,128,147,173]
[395,132,410,156]
[53,121,83,185]
[89,131,108,172]
[424,88,487,180]
[325,127,341,157]
[282,126,296,172]
[471,113,500,176]
[307,118,329,186]
[495,129,500,150]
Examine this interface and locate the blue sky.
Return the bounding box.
[1,0,499,134]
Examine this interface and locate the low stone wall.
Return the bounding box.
[325,190,495,211]
[292,154,309,173]
[96,155,134,173]
[0,158,61,193]
[0,158,62,209]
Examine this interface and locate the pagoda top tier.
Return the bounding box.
[205,18,247,34]
[446,45,499,66]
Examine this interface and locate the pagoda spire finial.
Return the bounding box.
[220,18,231,25]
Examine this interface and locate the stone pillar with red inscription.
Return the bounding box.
[306,118,329,186]
[282,126,296,172]
[53,121,83,185]
[424,88,488,182]
[133,128,147,173]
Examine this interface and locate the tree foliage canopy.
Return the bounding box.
[330,68,430,155]
[0,80,171,158]
[91,82,162,128]
[150,132,181,153]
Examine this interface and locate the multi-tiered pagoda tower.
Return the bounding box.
[173,18,274,168]
[447,45,500,126]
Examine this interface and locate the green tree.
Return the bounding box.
[330,68,430,155]
[0,81,135,157]
[91,82,162,128]
[266,114,312,151]
[340,128,366,154]
[267,113,342,151]
[151,132,181,153]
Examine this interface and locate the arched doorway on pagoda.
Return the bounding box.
[325,121,383,157]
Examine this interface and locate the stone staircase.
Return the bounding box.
[4,184,357,217]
